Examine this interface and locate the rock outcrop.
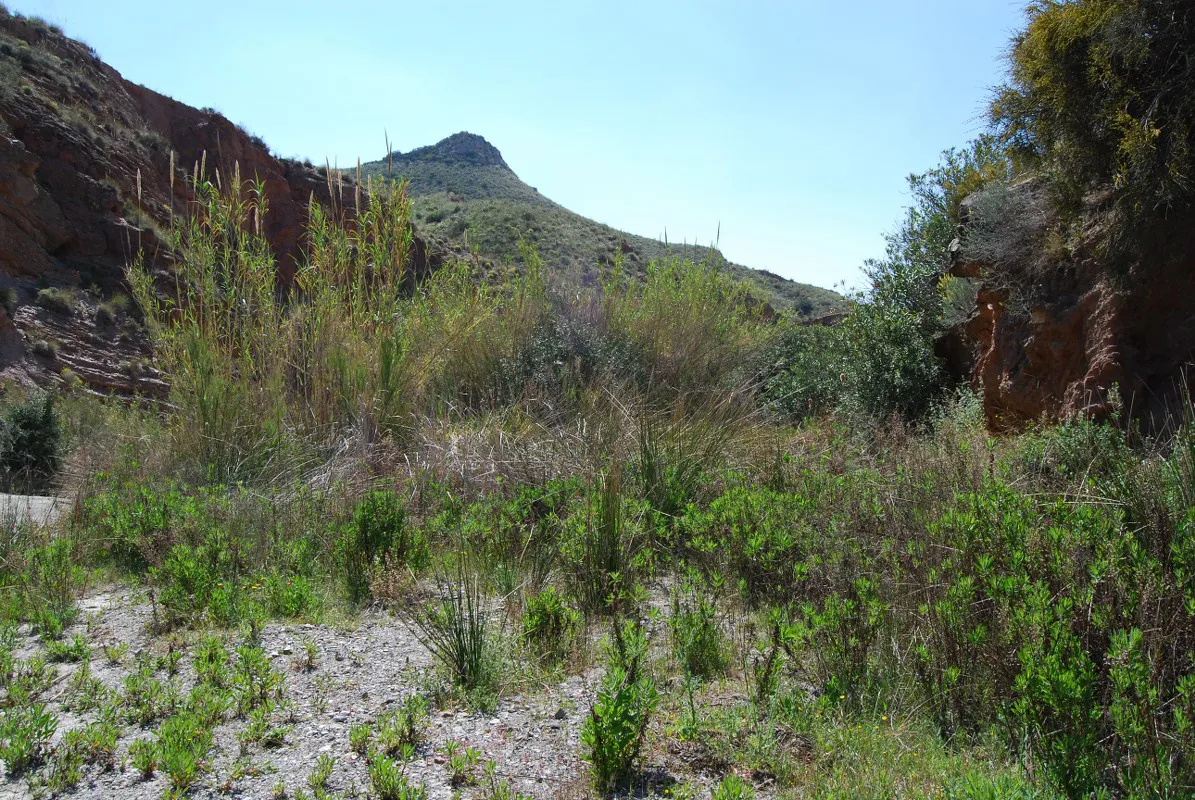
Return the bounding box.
[947,186,1195,430]
[0,11,439,397]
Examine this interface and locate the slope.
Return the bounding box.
[361,133,843,315]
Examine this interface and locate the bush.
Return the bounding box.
[760,321,844,422]
[992,0,1195,257]
[369,754,427,800]
[0,392,61,493]
[0,701,56,775]
[156,711,214,794]
[522,585,581,664]
[34,287,73,316]
[18,539,82,635]
[339,489,427,604]
[712,774,755,800]
[669,578,729,680]
[376,694,429,756]
[582,618,659,795]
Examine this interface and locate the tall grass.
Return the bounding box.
[129,167,552,482]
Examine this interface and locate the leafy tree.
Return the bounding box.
[765,139,1009,422]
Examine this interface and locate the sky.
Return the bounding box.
[11,0,1027,292]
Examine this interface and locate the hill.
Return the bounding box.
[361,132,843,316]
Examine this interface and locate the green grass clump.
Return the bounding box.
[410,562,502,706]
[34,286,74,315]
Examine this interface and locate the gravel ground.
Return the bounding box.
[0,586,727,800]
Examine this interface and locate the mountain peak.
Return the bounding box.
[394,132,510,171]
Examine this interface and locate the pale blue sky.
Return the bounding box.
[12,0,1026,291]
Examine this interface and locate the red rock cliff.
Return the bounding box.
[0,11,435,396]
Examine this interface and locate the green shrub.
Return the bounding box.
[0,391,61,492]
[19,539,82,635]
[232,644,285,717]
[992,0,1195,259]
[376,695,429,756]
[368,753,427,800]
[34,287,73,315]
[339,490,427,603]
[522,585,581,664]
[760,321,844,422]
[156,711,214,794]
[0,701,56,774]
[711,774,755,800]
[669,579,729,680]
[582,618,659,795]
[129,738,158,778]
[679,485,814,604]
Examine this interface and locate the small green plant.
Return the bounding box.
[5,656,56,707]
[121,666,169,726]
[296,637,319,672]
[481,759,535,800]
[443,739,482,787]
[65,662,109,712]
[712,774,756,800]
[19,538,81,634]
[376,694,429,756]
[240,702,291,749]
[669,579,729,680]
[157,711,214,794]
[62,717,119,769]
[45,632,90,662]
[349,722,373,755]
[233,644,285,716]
[0,701,56,774]
[522,585,581,665]
[44,745,84,794]
[368,753,428,800]
[308,752,336,791]
[129,737,158,778]
[582,618,659,795]
[562,470,641,613]
[195,634,231,687]
[104,641,129,665]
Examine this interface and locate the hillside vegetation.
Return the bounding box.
[360,132,844,316]
[2,3,1195,800]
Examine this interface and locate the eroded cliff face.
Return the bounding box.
[0,12,437,397]
[949,200,1195,430]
